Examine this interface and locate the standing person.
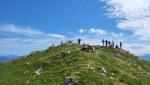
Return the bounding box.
[61,41,64,46]
[78,38,81,45]
[105,40,108,47]
[102,39,105,46]
[120,41,122,48]
[52,44,55,47]
[112,41,114,48]
[115,45,119,48]
[108,41,111,47]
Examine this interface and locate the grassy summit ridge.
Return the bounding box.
[0,44,150,85]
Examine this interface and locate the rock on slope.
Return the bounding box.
[0,44,150,85]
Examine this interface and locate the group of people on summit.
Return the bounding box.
[78,38,122,49]
[102,39,122,48]
[53,38,123,52]
[77,38,123,52]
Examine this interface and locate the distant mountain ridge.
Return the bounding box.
[0,55,19,62]
[141,54,150,61]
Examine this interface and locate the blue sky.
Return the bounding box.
[0,0,150,60]
[0,0,117,33]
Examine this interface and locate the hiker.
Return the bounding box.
[81,44,87,51]
[87,44,91,52]
[78,38,81,45]
[61,41,64,45]
[102,39,105,46]
[112,41,114,48]
[81,44,94,52]
[68,40,73,44]
[52,44,55,47]
[105,40,108,47]
[89,45,95,52]
[115,45,119,48]
[108,41,111,47]
[68,40,73,46]
[120,41,122,48]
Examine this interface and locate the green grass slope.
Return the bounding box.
[0,44,150,85]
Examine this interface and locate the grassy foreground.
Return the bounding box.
[0,44,150,85]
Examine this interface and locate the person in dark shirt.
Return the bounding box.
[78,38,81,45]
[102,39,105,46]
[120,41,122,48]
[115,45,119,48]
[105,40,108,47]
